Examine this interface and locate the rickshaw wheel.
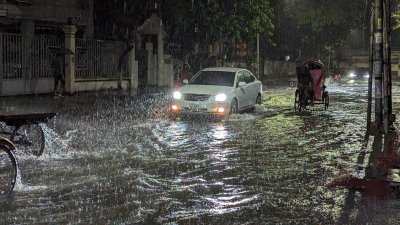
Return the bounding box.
[295,89,306,112]
[323,91,329,110]
[0,139,17,196]
[18,124,45,157]
[294,89,301,112]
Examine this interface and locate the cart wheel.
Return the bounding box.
[19,124,45,156]
[294,89,300,112]
[323,91,329,110]
[0,138,17,196]
[295,89,307,112]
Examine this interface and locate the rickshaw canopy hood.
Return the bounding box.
[305,59,325,71]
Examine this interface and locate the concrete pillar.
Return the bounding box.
[0,34,2,95]
[128,47,138,96]
[20,20,34,80]
[63,24,77,94]
[157,29,164,87]
[0,0,6,17]
[164,54,173,87]
[146,42,154,85]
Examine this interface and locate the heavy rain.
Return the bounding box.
[1,0,400,224]
[0,78,397,224]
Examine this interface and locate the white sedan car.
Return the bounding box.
[171,67,263,116]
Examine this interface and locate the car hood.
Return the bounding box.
[177,85,233,95]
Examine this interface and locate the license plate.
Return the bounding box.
[187,103,200,111]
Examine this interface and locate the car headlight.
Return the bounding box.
[349,72,356,77]
[173,91,182,100]
[215,93,227,102]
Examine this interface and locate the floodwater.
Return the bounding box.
[1,78,400,224]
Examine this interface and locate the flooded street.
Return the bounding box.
[1,78,400,224]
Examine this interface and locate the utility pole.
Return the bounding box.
[368,0,395,135]
[373,0,383,133]
[257,33,260,79]
[383,0,395,131]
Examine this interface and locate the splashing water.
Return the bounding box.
[1,81,398,224]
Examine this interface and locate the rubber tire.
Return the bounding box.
[229,98,238,115]
[19,124,45,157]
[294,89,301,112]
[0,139,17,196]
[323,91,329,110]
[256,94,262,105]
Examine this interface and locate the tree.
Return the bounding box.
[265,0,372,64]
[293,0,371,60]
[94,0,154,90]
[389,0,400,29]
[160,0,274,66]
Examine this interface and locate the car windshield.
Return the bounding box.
[189,71,235,87]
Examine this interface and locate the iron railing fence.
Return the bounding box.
[75,38,128,79]
[1,33,63,80]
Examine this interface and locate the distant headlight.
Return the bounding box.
[173,91,182,99]
[215,93,227,102]
[349,72,356,77]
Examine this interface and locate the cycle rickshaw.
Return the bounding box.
[0,112,55,195]
[294,59,329,111]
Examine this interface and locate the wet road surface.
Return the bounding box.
[1,78,400,224]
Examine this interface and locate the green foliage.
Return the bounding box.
[267,0,371,60]
[161,0,274,56]
[291,0,370,57]
[93,0,375,64]
[392,0,400,30]
[395,13,400,29]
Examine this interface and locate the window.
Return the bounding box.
[190,71,235,87]
[236,71,246,87]
[244,70,255,83]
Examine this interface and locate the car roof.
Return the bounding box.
[201,67,244,73]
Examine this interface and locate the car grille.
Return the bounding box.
[184,94,211,101]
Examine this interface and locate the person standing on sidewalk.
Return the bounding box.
[52,53,65,97]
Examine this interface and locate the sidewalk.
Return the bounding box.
[0,86,171,116]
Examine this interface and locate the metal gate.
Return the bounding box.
[0,33,63,95]
[136,49,148,87]
[75,39,127,79]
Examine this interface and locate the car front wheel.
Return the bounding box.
[256,94,262,105]
[229,98,238,114]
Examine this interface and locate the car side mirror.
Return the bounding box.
[238,81,246,87]
[183,79,189,84]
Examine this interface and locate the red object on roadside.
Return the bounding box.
[174,82,180,88]
[179,70,192,82]
[310,69,324,100]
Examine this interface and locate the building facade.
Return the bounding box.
[0,0,93,37]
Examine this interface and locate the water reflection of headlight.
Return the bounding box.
[363,74,369,78]
[213,125,227,140]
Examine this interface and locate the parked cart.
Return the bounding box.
[0,112,55,196]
